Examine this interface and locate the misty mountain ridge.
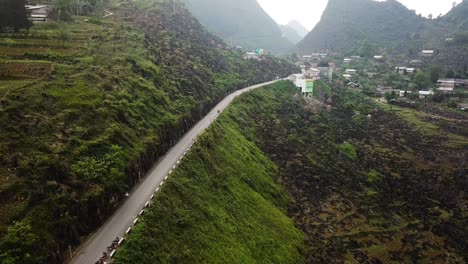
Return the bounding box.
[280,24,303,44]
[286,20,309,37]
[182,0,294,53]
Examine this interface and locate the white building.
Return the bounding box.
[406,68,416,74]
[373,55,384,60]
[345,69,357,75]
[418,90,434,99]
[343,74,352,80]
[290,74,305,88]
[343,58,352,64]
[422,50,434,57]
[395,66,407,75]
[26,5,51,23]
[305,68,321,79]
[437,79,455,92]
[243,52,259,60]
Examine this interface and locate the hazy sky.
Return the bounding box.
[257,0,463,30]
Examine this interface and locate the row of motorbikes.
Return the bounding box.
[95,237,120,264]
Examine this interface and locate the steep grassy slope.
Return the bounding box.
[225,82,467,263]
[182,0,294,53]
[114,82,304,263]
[0,0,298,262]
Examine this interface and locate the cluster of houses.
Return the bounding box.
[343,55,385,64]
[302,53,328,62]
[288,63,335,97]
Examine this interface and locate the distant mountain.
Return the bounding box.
[280,24,303,44]
[297,0,468,68]
[297,0,431,54]
[182,0,294,54]
[286,20,309,37]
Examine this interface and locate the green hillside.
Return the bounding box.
[0,0,298,262]
[114,82,305,263]
[182,0,294,54]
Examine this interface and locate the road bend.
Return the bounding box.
[70,79,281,264]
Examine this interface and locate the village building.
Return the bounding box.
[345,69,357,75]
[454,79,468,87]
[318,66,334,81]
[301,79,315,97]
[305,68,321,79]
[410,59,422,65]
[406,68,416,74]
[373,55,384,60]
[26,5,51,23]
[395,66,407,75]
[343,58,352,64]
[399,90,412,97]
[422,50,434,57]
[418,90,434,99]
[350,55,361,60]
[343,74,352,80]
[366,72,377,78]
[290,74,304,85]
[437,78,456,92]
[243,52,259,60]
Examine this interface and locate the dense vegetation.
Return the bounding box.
[114,84,305,262]
[228,81,467,263]
[182,0,294,53]
[0,0,298,262]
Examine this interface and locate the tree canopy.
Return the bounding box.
[0,0,31,32]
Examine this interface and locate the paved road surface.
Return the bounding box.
[70,79,281,264]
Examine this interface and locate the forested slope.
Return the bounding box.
[0,0,297,263]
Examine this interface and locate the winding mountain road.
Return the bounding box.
[70,79,281,264]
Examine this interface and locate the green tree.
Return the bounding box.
[428,64,442,83]
[0,222,48,264]
[0,0,31,32]
[51,0,73,21]
[446,69,455,78]
[413,71,429,88]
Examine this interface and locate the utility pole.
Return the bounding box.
[69,245,73,260]
[173,0,176,13]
